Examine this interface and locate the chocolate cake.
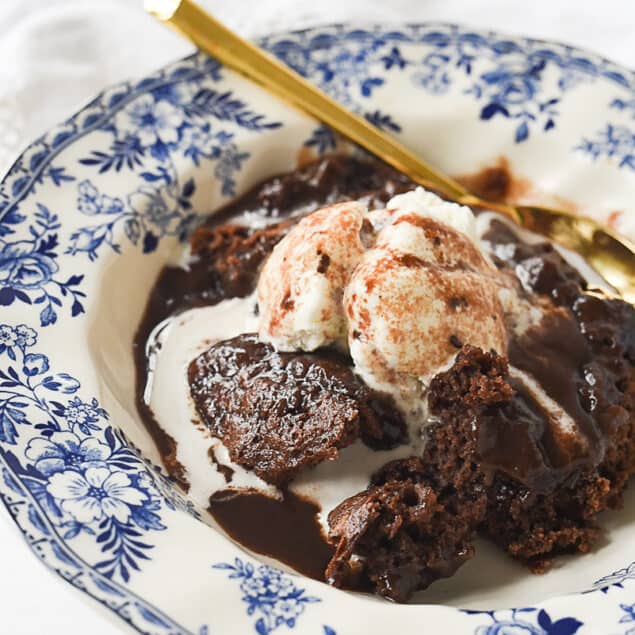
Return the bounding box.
[188,334,406,486]
[134,155,635,603]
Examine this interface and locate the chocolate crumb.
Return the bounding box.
[281,292,294,310]
[449,296,469,310]
[396,253,426,268]
[449,334,463,348]
[317,251,331,274]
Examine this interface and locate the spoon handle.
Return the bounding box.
[145,0,469,200]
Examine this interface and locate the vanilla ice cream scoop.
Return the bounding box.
[346,189,507,394]
[257,201,368,351]
[258,187,507,406]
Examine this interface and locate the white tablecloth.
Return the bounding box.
[0,1,633,633]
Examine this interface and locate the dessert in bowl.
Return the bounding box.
[3,23,635,633]
[136,154,635,603]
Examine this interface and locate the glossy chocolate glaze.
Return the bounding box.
[209,489,334,580]
[477,377,590,492]
[482,220,635,488]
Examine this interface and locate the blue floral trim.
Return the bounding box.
[619,603,635,634]
[213,558,322,634]
[0,460,192,634]
[576,123,635,171]
[0,322,188,583]
[261,23,635,144]
[303,125,339,155]
[576,97,635,171]
[0,54,222,219]
[0,204,86,326]
[594,561,635,592]
[70,83,274,259]
[463,594,635,634]
[0,322,194,633]
[611,97,635,119]
[0,53,279,325]
[463,607,583,635]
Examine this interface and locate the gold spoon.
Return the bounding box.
[146,0,635,302]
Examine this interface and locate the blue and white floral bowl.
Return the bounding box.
[1,23,635,635]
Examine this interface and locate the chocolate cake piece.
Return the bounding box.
[326,348,508,601]
[326,468,458,602]
[133,221,294,489]
[187,221,295,299]
[327,308,635,599]
[430,342,609,570]
[575,295,635,504]
[479,221,635,569]
[188,334,407,486]
[145,220,293,327]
